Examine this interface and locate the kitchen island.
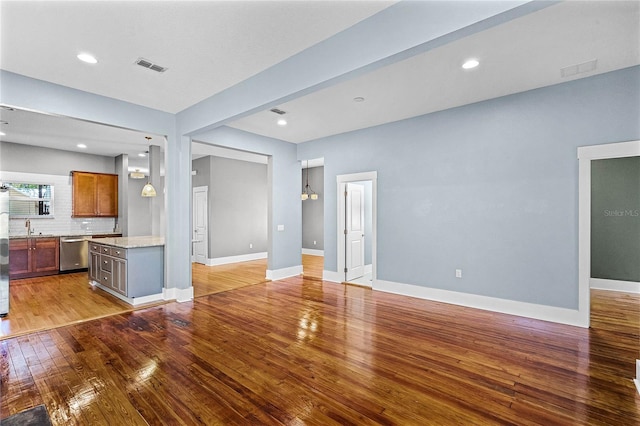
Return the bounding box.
[89,236,164,306]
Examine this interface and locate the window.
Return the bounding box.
[5,182,54,218]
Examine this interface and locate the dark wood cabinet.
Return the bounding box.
[9,237,59,279]
[72,171,118,217]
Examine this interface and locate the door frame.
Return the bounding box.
[192,185,208,264]
[337,171,377,286]
[577,139,640,328]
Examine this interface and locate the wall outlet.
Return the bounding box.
[455,269,462,278]
[277,224,284,231]
[313,240,316,245]
[249,243,253,249]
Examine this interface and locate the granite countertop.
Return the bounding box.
[92,236,165,249]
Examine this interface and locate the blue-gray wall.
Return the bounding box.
[193,127,301,271]
[591,156,640,282]
[192,156,268,259]
[302,166,324,251]
[300,66,640,310]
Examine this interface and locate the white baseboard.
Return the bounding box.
[164,286,194,302]
[131,293,165,306]
[636,360,640,395]
[92,281,165,306]
[590,278,640,293]
[375,279,588,328]
[266,265,303,281]
[323,270,343,283]
[302,248,324,256]
[206,252,268,266]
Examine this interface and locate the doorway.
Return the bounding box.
[577,139,640,328]
[192,186,208,265]
[337,172,377,286]
[301,159,324,280]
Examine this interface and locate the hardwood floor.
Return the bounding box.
[0,272,133,340]
[192,259,268,298]
[2,257,316,339]
[301,254,323,281]
[1,280,638,425]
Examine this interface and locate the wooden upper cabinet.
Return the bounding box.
[72,171,118,217]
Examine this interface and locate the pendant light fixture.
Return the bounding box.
[129,169,145,179]
[301,160,318,201]
[141,182,157,197]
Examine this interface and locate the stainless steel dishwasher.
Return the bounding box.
[59,237,88,271]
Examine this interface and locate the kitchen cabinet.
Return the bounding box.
[72,171,118,217]
[9,237,60,279]
[89,238,163,302]
[90,242,127,296]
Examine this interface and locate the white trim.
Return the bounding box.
[206,252,267,266]
[577,140,640,160]
[635,360,640,395]
[164,285,194,302]
[337,171,377,286]
[302,248,324,256]
[590,278,640,294]
[375,279,587,328]
[131,292,165,306]
[266,265,303,281]
[577,139,640,329]
[322,270,343,283]
[92,282,165,306]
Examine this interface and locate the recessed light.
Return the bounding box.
[77,53,98,64]
[353,97,365,103]
[138,153,147,157]
[0,131,5,136]
[277,119,287,126]
[77,144,87,148]
[462,59,479,70]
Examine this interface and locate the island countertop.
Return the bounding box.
[92,236,165,249]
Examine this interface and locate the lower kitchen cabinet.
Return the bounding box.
[9,237,59,279]
[89,240,163,302]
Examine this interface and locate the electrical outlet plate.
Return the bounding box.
[455,269,462,278]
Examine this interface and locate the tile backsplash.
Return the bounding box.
[1,171,116,237]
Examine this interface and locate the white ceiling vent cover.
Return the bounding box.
[561,59,597,78]
[135,58,168,73]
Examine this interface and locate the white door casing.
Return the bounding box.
[577,139,640,328]
[192,186,208,264]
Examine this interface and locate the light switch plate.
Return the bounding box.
[277,224,284,231]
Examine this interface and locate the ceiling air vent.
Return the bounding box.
[270,108,286,115]
[135,57,168,73]
[560,59,597,78]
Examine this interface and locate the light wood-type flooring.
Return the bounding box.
[1,256,323,340]
[1,279,638,424]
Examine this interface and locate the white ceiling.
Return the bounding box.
[229,1,640,143]
[0,0,393,114]
[0,1,638,164]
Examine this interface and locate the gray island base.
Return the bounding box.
[88,236,165,306]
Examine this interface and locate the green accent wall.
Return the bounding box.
[591,156,640,282]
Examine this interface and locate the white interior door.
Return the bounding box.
[345,182,365,281]
[192,186,208,265]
